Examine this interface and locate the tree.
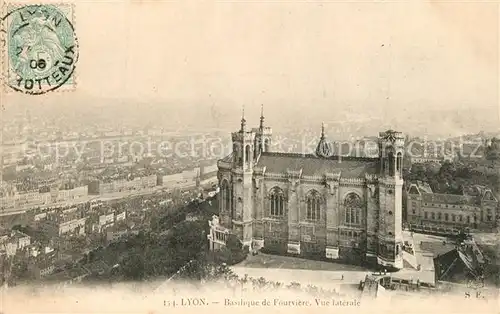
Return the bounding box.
[408,163,426,182]
[121,253,146,280]
[168,221,207,261]
[213,234,247,265]
[408,162,440,183]
[439,161,457,183]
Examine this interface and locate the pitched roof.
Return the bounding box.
[408,185,420,195]
[421,193,469,205]
[463,185,497,203]
[435,246,481,281]
[407,181,433,194]
[256,152,379,178]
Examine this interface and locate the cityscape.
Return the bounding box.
[0,104,499,303]
[1,1,499,313]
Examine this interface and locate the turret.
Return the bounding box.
[231,107,256,171]
[315,122,334,158]
[229,106,257,248]
[378,130,405,179]
[254,105,273,158]
[377,130,405,270]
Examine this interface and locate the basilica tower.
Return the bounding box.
[230,109,256,248]
[254,105,272,158]
[377,130,405,269]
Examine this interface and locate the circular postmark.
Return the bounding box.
[2,4,78,94]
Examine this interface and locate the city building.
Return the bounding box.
[158,172,185,186]
[106,226,129,243]
[56,185,88,202]
[89,175,158,195]
[434,239,485,283]
[208,110,406,269]
[115,211,126,222]
[28,257,56,279]
[158,169,200,188]
[89,199,103,211]
[94,211,115,233]
[0,182,89,210]
[405,182,498,234]
[0,230,31,256]
[40,213,86,237]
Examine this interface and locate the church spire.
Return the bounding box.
[240,105,246,131]
[316,122,333,158]
[259,104,265,129]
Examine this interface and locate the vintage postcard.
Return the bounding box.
[0,0,499,313]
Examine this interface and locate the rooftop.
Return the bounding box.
[421,193,470,205]
[256,152,379,178]
[10,230,30,240]
[407,181,433,194]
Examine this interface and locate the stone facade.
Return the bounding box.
[208,112,405,269]
[405,182,498,233]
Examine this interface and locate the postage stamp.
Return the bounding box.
[1,3,78,94]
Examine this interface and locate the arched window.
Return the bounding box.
[220,180,231,213]
[233,142,243,164]
[444,213,449,221]
[269,187,285,216]
[245,145,251,163]
[437,212,442,220]
[396,152,402,173]
[306,190,321,221]
[232,143,238,163]
[388,152,395,176]
[344,193,362,225]
[254,139,261,157]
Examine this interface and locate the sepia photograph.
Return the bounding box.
[0,0,499,313]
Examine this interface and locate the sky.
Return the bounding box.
[3,0,499,137]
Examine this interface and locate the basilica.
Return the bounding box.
[208,110,405,269]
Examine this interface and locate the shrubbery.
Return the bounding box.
[212,234,248,265]
[84,197,249,282]
[408,161,499,194]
